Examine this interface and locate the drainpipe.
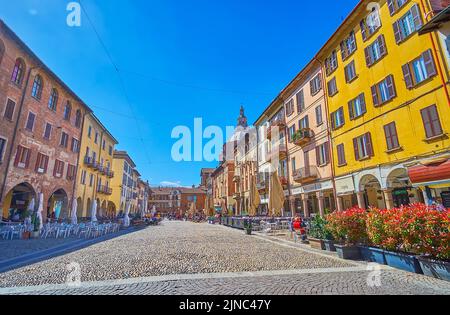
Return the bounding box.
[0,65,40,204]
[71,111,88,217]
[419,0,450,106]
[313,57,339,212]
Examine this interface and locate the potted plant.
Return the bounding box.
[326,208,367,260]
[243,219,252,235]
[308,215,328,250]
[361,208,388,265]
[31,213,41,239]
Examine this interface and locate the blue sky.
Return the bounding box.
[1,0,358,187]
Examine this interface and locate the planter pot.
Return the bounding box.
[308,237,325,250]
[22,231,31,240]
[417,256,450,281]
[358,246,387,265]
[31,231,40,239]
[384,250,423,274]
[245,229,252,235]
[335,244,362,260]
[323,240,337,252]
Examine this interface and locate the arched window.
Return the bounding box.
[31,74,43,100]
[75,110,82,128]
[63,101,72,121]
[48,88,58,111]
[0,40,5,66]
[11,58,25,85]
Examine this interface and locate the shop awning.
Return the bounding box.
[408,159,450,187]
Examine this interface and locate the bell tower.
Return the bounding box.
[237,105,248,128]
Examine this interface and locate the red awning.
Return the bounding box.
[408,159,450,185]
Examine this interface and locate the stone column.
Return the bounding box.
[289,196,296,216]
[316,191,325,217]
[383,189,394,210]
[356,191,366,210]
[302,194,309,218]
[336,196,344,212]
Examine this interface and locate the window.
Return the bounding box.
[325,50,338,76]
[340,31,357,60]
[88,125,92,138]
[316,142,330,166]
[344,61,357,83]
[11,58,25,85]
[3,98,16,121]
[296,90,305,113]
[337,144,346,166]
[14,145,31,169]
[108,145,113,156]
[315,105,323,126]
[387,0,409,16]
[365,35,387,66]
[81,170,87,185]
[35,153,49,174]
[60,132,69,148]
[353,133,374,161]
[371,75,396,106]
[285,99,294,116]
[94,132,99,144]
[402,49,437,88]
[384,122,400,151]
[299,116,309,130]
[53,160,65,178]
[43,123,52,140]
[25,112,36,131]
[421,105,443,139]
[48,89,58,111]
[393,4,422,44]
[63,101,72,121]
[327,77,338,96]
[291,158,296,172]
[360,8,381,41]
[67,164,76,181]
[0,138,6,162]
[348,94,366,120]
[310,74,322,95]
[75,110,82,128]
[31,75,43,100]
[102,139,106,151]
[288,125,296,142]
[71,138,80,153]
[331,107,345,129]
[0,40,4,65]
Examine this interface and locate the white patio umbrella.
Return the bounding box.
[123,200,131,227]
[91,199,98,223]
[37,193,44,231]
[71,198,78,225]
[27,198,35,218]
[151,205,157,217]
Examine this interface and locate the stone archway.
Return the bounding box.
[47,189,69,221]
[76,197,83,218]
[107,201,116,219]
[86,198,92,218]
[2,182,36,221]
[101,200,107,218]
[386,168,419,208]
[359,175,385,209]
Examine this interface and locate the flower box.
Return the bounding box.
[417,256,450,281]
[308,237,325,250]
[358,246,387,265]
[324,240,337,252]
[384,250,423,274]
[335,244,361,260]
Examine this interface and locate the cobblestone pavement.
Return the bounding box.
[0,221,449,295]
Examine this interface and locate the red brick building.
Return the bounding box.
[149,186,206,215]
[0,20,91,221]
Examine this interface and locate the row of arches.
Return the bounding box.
[76,197,117,219]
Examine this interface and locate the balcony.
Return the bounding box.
[97,185,112,195]
[98,164,106,175]
[84,156,96,168]
[292,166,319,184]
[105,168,114,178]
[292,128,313,147]
[266,119,286,140]
[267,144,287,162]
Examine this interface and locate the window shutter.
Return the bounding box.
[331,113,336,129]
[35,154,40,172]
[393,21,402,44]
[348,101,355,120]
[378,35,387,56]
[387,0,396,15]
[353,138,359,161]
[339,108,345,126]
[359,93,366,114]
[340,42,347,60]
[25,148,31,168]
[402,63,414,89]
[422,49,437,78]
[360,20,367,41]
[366,133,374,157]
[364,47,372,66]
[421,108,433,138]
[384,124,393,150]
[411,4,423,30]
[371,85,379,106]
[324,142,330,165]
[315,146,320,166]
[429,105,443,136]
[14,146,22,167]
[44,155,49,173]
[386,75,396,99]
[344,66,349,82]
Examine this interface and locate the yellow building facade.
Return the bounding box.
[75,113,118,218]
[317,0,450,210]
